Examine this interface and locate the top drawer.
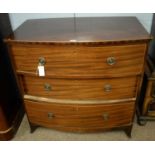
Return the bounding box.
[10,44,146,78]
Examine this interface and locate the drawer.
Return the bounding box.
[10,44,146,78]
[20,75,138,100]
[24,100,135,129]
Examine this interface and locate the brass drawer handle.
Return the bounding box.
[102,113,109,121]
[104,84,112,92]
[107,57,116,65]
[48,112,54,119]
[44,83,52,91]
[39,57,46,65]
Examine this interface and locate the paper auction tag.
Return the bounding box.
[38,65,45,76]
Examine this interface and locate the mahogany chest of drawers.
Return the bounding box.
[5,17,151,137]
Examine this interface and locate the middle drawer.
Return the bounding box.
[20,75,138,100]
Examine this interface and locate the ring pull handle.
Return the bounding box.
[107,57,116,65]
[44,83,52,91]
[47,112,54,119]
[104,84,112,92]
[39,57,46,66]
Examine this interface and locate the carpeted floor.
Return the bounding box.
[12,115,155,141]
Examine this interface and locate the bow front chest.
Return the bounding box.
[5,17,151,137]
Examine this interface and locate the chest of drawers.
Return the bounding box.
[5,17,151,137]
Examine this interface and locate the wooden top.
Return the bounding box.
[5,17,151,44]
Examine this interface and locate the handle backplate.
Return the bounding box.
[104,84,112,92]
[44,83,52,91]
[39,57,46,66]
[48,112,54,119]
[107,57,116,65]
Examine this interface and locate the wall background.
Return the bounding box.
[9,13,153,33]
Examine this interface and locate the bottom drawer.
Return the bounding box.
[25,100,135,131]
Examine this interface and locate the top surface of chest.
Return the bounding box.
[6,17,151,43]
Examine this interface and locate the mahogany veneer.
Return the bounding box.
[10,44,146,78]
[25,100,135,132]
[21,76,137,100]
[5,17,151,137]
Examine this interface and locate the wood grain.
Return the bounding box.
[5,17,151,43]
[24,100,134,131]
[21,75,138,100]
[10,44,146,78]
[24,94,136,104]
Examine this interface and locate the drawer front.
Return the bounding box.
[25,100,135,129]
[11,44,146,78]
[21,75,138,100]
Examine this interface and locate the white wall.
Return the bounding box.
[9,13,74,31]
[76,13,153,33]
[9,13,153,33]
